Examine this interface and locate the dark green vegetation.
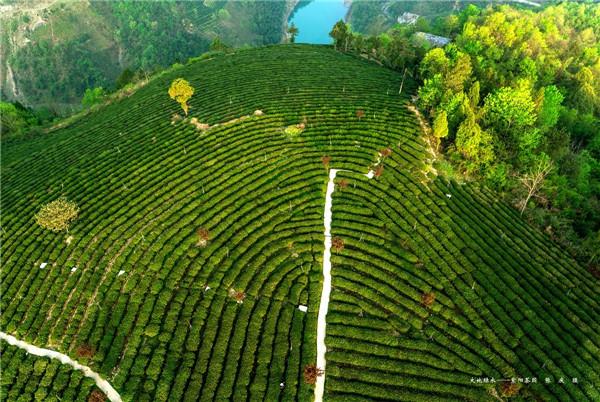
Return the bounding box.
[417,3,600,265]
[1,0,291,110]
[1,341,100,401]
[2,45,600,401]
[0,101,55,141]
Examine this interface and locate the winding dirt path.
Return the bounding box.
[314,168,373,402]
[0,332,122,402]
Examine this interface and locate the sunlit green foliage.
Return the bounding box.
[417,2,600,261]
[35,198,79,232]
[81,87,106,108]
[168,79,194,116]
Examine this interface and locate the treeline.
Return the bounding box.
[329,19,433,73]
[331,2,600,264]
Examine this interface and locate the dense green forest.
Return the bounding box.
[330,2,600,266]
[419,3,600,265]
[1,0,291,110]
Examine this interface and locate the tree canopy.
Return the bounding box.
[35,198,79,232]
[168,78,194,116]
[416,2,600,262]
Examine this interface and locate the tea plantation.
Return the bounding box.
[1,45,599,401]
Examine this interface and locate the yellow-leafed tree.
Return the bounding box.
[35,197,79,232]
[168,78,194,115]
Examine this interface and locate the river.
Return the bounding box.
[288,0,349,44]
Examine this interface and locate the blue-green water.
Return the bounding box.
[288,0,349,44]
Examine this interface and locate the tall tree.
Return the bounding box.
[168,78,194,116]
[330,20,349,51]
[518,153,553,215]
[538,85,564,129]
[287,23,299,43]
[432,110,449,151]
[456,102,494,169]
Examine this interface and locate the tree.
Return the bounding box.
[197,227,210,247]
[82,87,105,107]
[421,292,436,308]
[455,103,495,169]
[330,20,349,51]
[76,344,95,358]
[518,153,553,215]
[432,111,449,151]
[332,237,344,252]
[574,67,598,114]
[445,53,472,93]
[209,37,230,52]
[538,85,564,129]
[483,86,537,150]
[303,364,324,384]
[0,102,32,136]
[116,68,135,89]
[35,198,79,232]
[168,78,194,116]
[287,23,299,43]
[468,81,480,109]
[366,35,382,58]
[418,74,444,111]
[88,389,106,402]
[420,48,450,79]
[500,382,521,397]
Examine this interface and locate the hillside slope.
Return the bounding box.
[1,45,599,402]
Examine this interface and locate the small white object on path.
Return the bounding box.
[0,332,122,402]
[314,168,373,402]
[298,305,308,312]
[71,267,77,273]
[39,262,47,269]
[117,270,125,277]
[446,194,452,198]
[204,285,211,292]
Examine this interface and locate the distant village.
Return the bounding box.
[397,11,451,47]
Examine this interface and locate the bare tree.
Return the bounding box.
[518,156,553,215]
[421,292,436,308]
[332,236,344,252]
[303,364,324,384]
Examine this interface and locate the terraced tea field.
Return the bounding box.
[1,45,599,401]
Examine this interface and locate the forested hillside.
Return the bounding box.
[0,0,292,110]
[416,2,600,265]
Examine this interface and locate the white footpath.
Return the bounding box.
[314,169,372,402]
[0,332,122,402]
